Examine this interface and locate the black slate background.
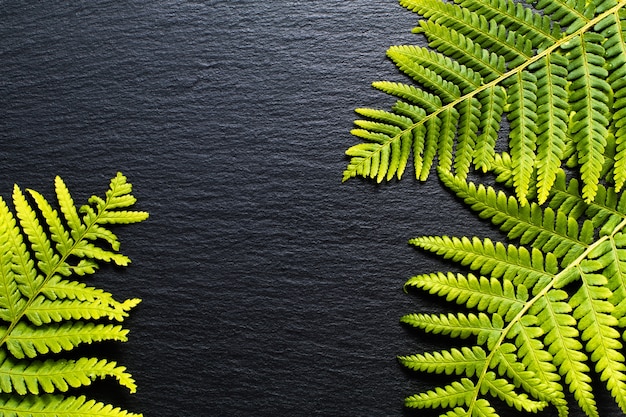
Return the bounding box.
[0,1,612,416]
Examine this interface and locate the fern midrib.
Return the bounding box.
[0,192,119,351]
[348,0,626,180]
[466,216,626,416]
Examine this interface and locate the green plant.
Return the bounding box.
[344,0,626,416]
[0,172,147,416]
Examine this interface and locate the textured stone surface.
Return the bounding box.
[0,1,600,416]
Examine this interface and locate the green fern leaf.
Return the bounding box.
[404,378,475,409]
[0,351,135,395]
[529,54,568,203]
[474,86,506,172]
[397,172,626,416]
[399,346,487,377]
[5,322,130,360]
[344,0,626,203]
[0,394,142,417]
[562,32,611,202]
[343,0,626,415]
[0,173,146,416]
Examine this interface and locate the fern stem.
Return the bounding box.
[467,216,626,415]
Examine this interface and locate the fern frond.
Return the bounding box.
[0,173,146,415]
[454,97,482,179]
[530,288,597,416]
[531,0,590,32]
[491,341,565,412]
[41,276,117,303]
[28,189,73,261]
[345,0,626,204]
[403,0,533,67]
[374,82,441,113]
[504,71,538,206]
[397,170,626,416]
[598,10,626,191]
[0,200,25,324]
[344,0,626,415]
[388,45,482,93]
[401,312,503,349]
[452,0,560,47]
[387,46,463,101]
[573,242,626,411]
[605,233,626,323]
[25,297,132,326]
[482,371,549,412]
[13,186,58,279]
[417,20,506,82]
[506,316,565,401]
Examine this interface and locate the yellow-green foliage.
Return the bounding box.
[343,0,626,206]
[344,0,626,416]
[0,173,147,416]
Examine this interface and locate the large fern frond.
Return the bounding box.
[397,167,626,417]
[343,0,626,205]
[0,173,147,416]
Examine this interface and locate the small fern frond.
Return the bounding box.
[534,0,591,30]
[452,0,560,47]
[482,371,549,413]
[404,378,475,409]
[399,346,487,377]
[401,312,504,349]
[529,54,569,203]
[573,241,626,411]
[597,10,626,191]
[503,71,538,206]
[0,173,146,416]
[388,45,482,94]
[562,32,611,202]
[5,322,130,360]
[405,272,524,316]
[0,351,136,395]
[474,86,506,172]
